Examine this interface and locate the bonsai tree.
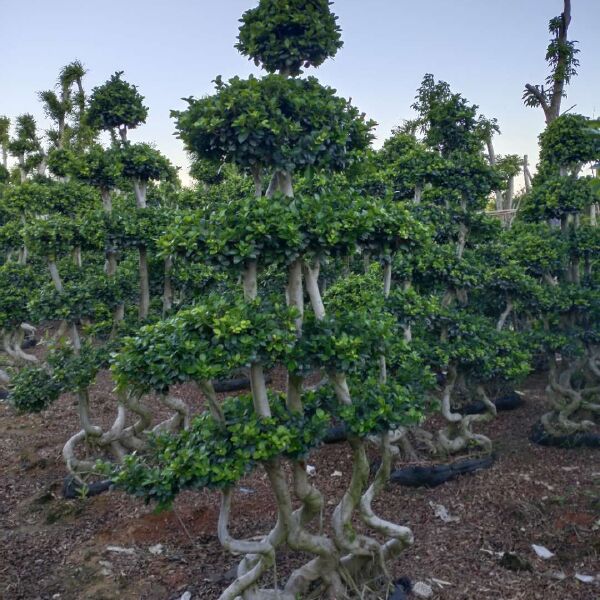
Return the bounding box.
[88,72,173,320]
[110,2,428,598]
[377,129,437,203]
[1,70,192,485]
[386,76,532,456]
[516,114,600,439]
[8,177,187,477]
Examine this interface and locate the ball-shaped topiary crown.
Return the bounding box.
[236,0,343,76]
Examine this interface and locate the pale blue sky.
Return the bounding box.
[3,1,599,186]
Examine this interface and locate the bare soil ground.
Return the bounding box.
[1,371,599,600]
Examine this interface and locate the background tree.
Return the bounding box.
[523,0,578,124]
[516,114,600,438]
[0,116,10,169]
[391,76,531,456]
[8,114,44,181]
[1,68,191,483]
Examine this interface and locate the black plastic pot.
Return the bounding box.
[212,375,272,393]
[463,391,524,415]
[530,421,600,449]
[323,423,349,444]
[390,454,495,487]
[63,476,113,499]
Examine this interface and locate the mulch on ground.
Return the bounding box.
[0,371,598,600]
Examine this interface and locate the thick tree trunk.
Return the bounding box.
[523,155,532,193]
[72,246,82,267]
[138,245,150,320]
[162,256,173,314]
[504,176,515,210]
[414,184,422,204]
[242,260,270,418]
[48,260,64,292]
[542,355,595,435]
[101,188,112,213]
[133,180,148,209]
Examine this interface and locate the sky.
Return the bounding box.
[2,0,599,187]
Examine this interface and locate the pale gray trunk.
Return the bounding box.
[101,188,112,213]
[414,184,422,204]
[48,260,64,292]
[286,259,304,413]
[17,247,28,265]
[101,188,123,329]
[589,203,597,226]
[36,157,47,177]
[504,176,515,210]
[523,155,532,193]
[242,260,271,418]
[497,298,514,331]
[133,180,147,209]
[163,255,173,314]
[71,246,82,267]
[138,245,150,320]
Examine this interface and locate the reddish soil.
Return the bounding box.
[1,371,599,600]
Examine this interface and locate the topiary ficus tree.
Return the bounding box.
[386,76,532,457]
[88,72,173,320]
[111,2,427,597]
[516,114,600,439]
[0,66,195,487]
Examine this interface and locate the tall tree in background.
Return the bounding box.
[8,114,44,181]
[0,116,10,170]
[39,60,89,152]
[524,0,578,124]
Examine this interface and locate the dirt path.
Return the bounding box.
[1,373,598,599]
